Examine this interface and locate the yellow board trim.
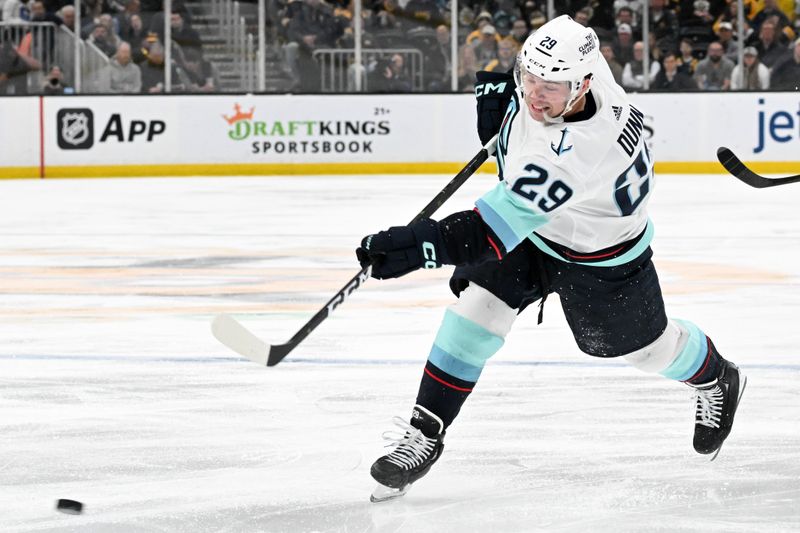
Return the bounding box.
[0,161,796,179]
[39,162,500,178]
[654,161,799,174]
[0,167,40,179]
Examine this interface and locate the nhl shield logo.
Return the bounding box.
[61,113,89,144]
[57,108,94,150]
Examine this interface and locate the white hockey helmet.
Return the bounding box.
[515,15,600,117]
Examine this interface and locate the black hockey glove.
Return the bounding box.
[356,219,448,280]
[356,211,503,280]
[475,70,516,145]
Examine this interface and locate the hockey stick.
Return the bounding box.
[717,147,800,188]
[212,134,499,367]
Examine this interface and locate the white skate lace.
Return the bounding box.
[382,416,436,470]
[692,379,724,429]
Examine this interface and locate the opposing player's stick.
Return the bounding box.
[212,134,499,367]
[717,147,800,188]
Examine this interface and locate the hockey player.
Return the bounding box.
[356,15,746,502]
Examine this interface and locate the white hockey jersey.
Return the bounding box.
[475,56,654,267]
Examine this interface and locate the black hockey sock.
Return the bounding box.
[415,361,475,431]
[684,336,725,385]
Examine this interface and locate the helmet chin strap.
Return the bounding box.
[542,77,591,123]
[541,89,577,124]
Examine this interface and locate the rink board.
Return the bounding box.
[0,97,41,178]
[0,92,797,178]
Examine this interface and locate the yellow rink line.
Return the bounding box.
[0,300,452,318]
[0,248,348,258]
[0,275,786,319]
[0,260,790,322]
[0,161,797,179]
[0,259,788,287]
[0,265,353,278]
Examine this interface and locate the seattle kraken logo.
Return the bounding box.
[550,128,573,156]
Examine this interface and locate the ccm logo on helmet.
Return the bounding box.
[578,34,596,56]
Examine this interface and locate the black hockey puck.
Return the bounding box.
[56,499,83,514]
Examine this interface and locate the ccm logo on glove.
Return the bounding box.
[475,81,510,96]
[474,70,516,146]
[422,241,437,269]
[356,219,446,279]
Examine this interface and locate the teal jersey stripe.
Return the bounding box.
[475,198,522,251]
[433,309,505,368]
[660,319,708,381]
[428,345,484,382]
[528,219,655,267]
[476,182,550,252]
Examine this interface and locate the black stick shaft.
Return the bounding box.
[266,136,498,366]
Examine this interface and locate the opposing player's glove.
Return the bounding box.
[356,219,447,280]
[475,70,516,145]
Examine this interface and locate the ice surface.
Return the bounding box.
[0,173,798,532]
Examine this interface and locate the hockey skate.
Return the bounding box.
[688,360,747,460]
[370,405,445,503]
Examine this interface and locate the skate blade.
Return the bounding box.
[710,374,748,462]
[370,483,411,503]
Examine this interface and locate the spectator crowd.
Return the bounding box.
[2,0,799,93]
[277,0,800,92]
[0,0,216,94]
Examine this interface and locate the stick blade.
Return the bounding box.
[716,146,758,185]
[716,146,735,162]
[211,314,270,365]
[717,147,800,188]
